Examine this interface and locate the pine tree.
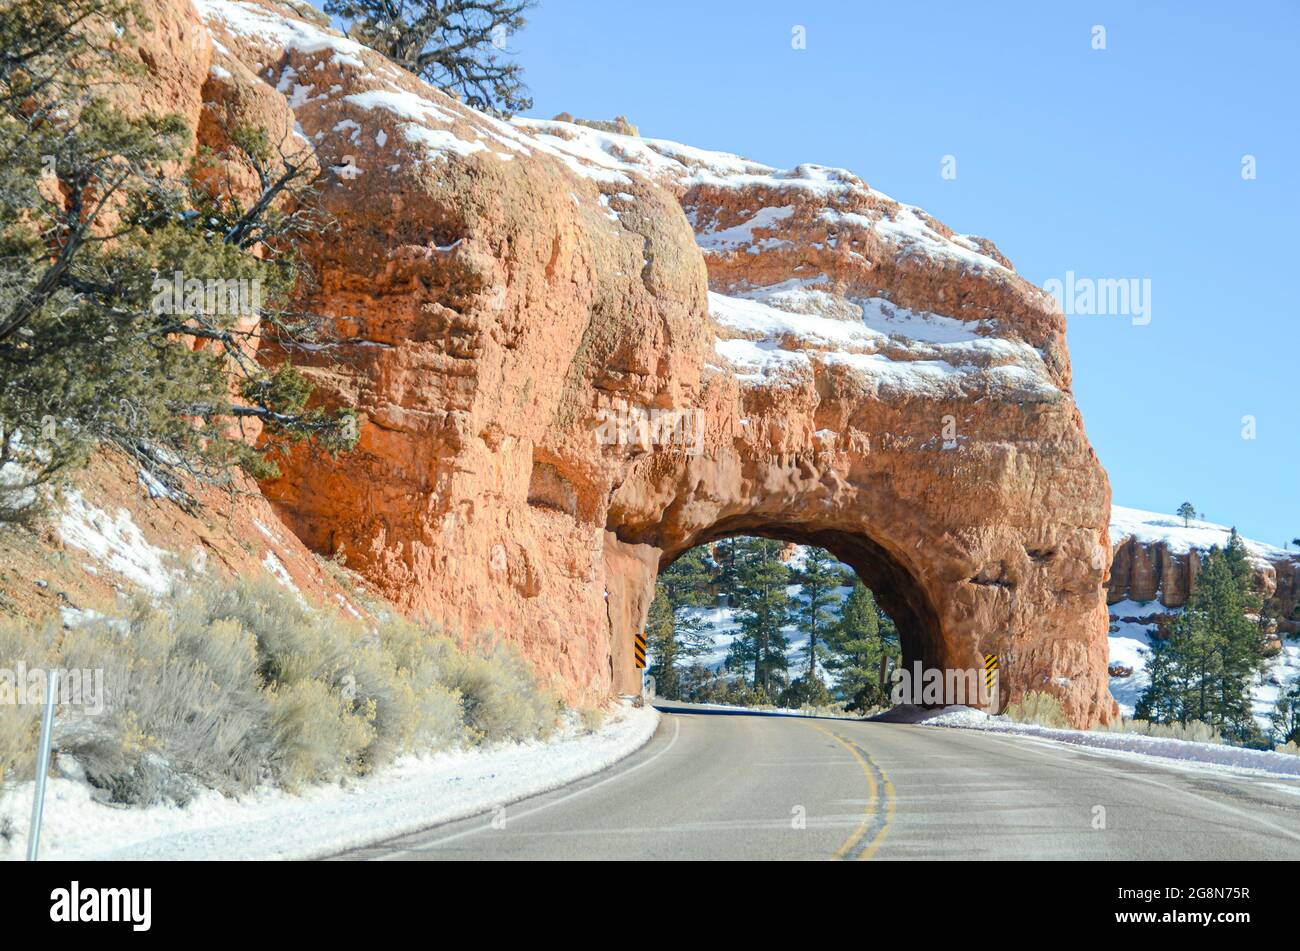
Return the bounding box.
[727,537,792,698]
[824,583,898,710]
[646,547,715,700]
[643,590,692,700]
[711,537,743,608]
[0,0,358,520]
[1222,528,1254,596]
[1177,502,1197,527]
[324,0,533,116]
[1135,546,1264,742]
[659,547,714,609]
[792,547,843,680]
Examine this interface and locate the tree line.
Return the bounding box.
[645,538,900,712]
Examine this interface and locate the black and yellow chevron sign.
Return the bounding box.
[983,653,998,693]
[634,631,647,669]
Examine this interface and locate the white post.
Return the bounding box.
[26,668,57,861]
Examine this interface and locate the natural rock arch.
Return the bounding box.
[188,0,1117,728]
[656,522,943,680]
[598,385,1114,725]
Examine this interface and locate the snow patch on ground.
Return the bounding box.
[0,703,659,861]
[57,491,175,595]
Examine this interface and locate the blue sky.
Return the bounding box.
[322,1,1298,544]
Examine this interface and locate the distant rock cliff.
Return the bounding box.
[1108,507,1300,633]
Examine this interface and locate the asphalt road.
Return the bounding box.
[336,703,1300,860]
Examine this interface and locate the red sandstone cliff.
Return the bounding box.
[10,0,1119,725]
[1108,506,1300,634]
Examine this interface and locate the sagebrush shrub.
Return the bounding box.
[267,678,374,790]
[1095,717,1223,745]
[436,637,557,744]
[1002,691,1071,729]
[0,575,558,804]
[57,597,276,803]
[0,615,58,785]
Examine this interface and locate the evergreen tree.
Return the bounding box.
[792,547,843,680]
[1135,546,1264,742]
[823,583,898,710]
[0,0,357,521]
[646,547,715,699]
[659,546,713,609]
[1222,528,1254,596]
[324,0,533,116]
[727,537,792,697]
[1177,502,1197,527]
[711,537,743,608]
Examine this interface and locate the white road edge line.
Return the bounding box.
[375,713,683,859]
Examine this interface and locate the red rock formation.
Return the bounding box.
[112,0,1116,724]
[1108,506,1300,633]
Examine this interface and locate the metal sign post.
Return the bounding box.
[26,668,57,861]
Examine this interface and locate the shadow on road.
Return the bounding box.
[651,701,865,723]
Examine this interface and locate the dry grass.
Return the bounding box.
[0,576,559,804]
[1002,691,1072,729]
[1094,716,1224,745]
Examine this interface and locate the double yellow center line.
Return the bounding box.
[809,723,895,860]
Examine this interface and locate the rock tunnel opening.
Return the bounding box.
[651,517,949,693]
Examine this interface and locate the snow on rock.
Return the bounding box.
[1111,505,1294,564]
[0,703,659,861]
[197,0,541,169]
[507,113,1064,404]
[708,289,1057,397]
[511,117,1017,281]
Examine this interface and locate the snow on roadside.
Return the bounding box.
[904,705,1300,778]
[0,703,659,861]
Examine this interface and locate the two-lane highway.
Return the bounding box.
[337,704,1300,860]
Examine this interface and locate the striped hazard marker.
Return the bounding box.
[634,631,647,669]
[983,653,999,708]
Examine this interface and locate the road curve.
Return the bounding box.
[335,704,1300,860]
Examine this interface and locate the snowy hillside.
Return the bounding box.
[1110,505,1293,564]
